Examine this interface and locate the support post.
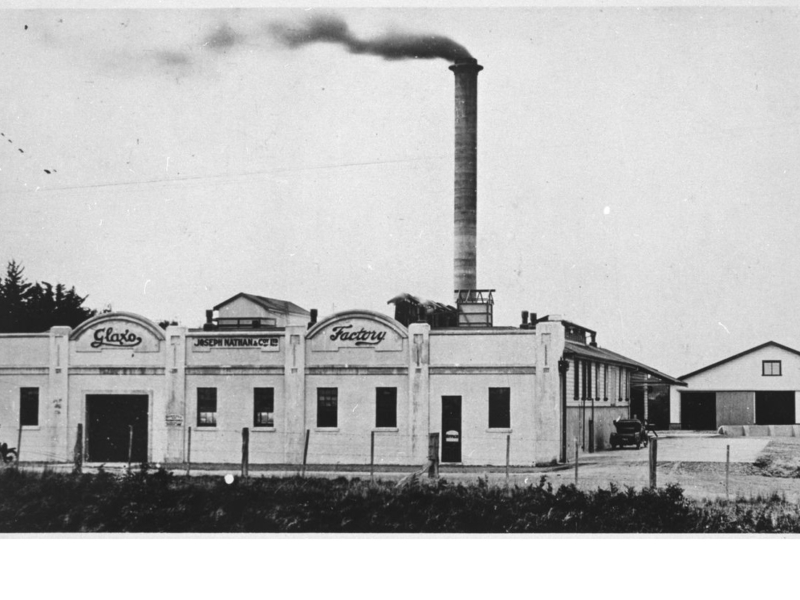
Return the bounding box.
[241,427,249,479]
[574,438,579,486]
[588,419,595,454]
[301,429,310,477]
[726,444,730,500]
[186,426,192,476]
[127,425,133,470]
[73,423,83,474]
[370,431,375,483]
[649,437,658,489]
[428,433,440,479]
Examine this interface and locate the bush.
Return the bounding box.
[2,469,800,533]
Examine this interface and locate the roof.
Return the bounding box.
[387,292,457,313]
[679,341,800,380]
[564,340,686,386]
[213,293,309,316]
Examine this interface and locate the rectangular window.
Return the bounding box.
[573,358,579,400]
[197,388,217,427]
[20,388,39,427]
[488,387,511,429]
[254,388,274,428]
[762,360,782,376]
[317,388,338,428]
[603,364,609,401]
[375,387,397,428]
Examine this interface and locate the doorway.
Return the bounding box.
[441,396,462,463]
[755,391,795,425]
[86,394,149,463]
[680,392,716,430]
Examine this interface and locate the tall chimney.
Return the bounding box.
[450,58,483,292]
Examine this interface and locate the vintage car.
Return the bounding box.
[610,419,649,450]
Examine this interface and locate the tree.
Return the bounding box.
[0,261,97,332]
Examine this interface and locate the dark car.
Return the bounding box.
[610,419,648,450]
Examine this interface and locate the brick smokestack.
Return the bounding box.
[450,58,483,292]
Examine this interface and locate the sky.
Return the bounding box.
[2,3,800,377]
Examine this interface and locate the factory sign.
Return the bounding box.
[191,336,281,352]
[309,314,404,353]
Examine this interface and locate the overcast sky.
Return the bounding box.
[2,4,799,376]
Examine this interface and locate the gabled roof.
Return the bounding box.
[564,340,686,386]
[213,293,309,317]
[680,341,800,380]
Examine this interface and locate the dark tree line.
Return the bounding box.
[0,260,97,333]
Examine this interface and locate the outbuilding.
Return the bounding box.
[669,341,800,432]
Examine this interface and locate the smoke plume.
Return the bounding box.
[269,14,473,63]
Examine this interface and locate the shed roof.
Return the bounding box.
[213,292,309,317]
[679,340,800,380]
[564,340,686,386]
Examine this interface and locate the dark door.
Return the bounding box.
[86,395,149,463]
[681,392,716,430]
[756,391,795,425]
[441,396,462,463]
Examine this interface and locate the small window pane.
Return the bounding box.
[317,388,338,428]
[197,388,217,427]
[376,388,397,428]
[254,388,275,427]
[488,388,510,429]
[763,361,782,376]
[20,388,39,427]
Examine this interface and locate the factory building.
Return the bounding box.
[668,341,800,433]
[0,57,685,466]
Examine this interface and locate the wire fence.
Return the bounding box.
[4,425,798,501]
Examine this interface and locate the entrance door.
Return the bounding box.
[86,395,149,463]
[755,391,795,425]
[681,392,716,430]
[441,396,462,463]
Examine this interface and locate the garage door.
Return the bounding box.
[86,394,149,463]
[681,392,716,430]
[755,391,795,425]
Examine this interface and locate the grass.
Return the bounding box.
[753,438,800,478]
[2,465,800,533]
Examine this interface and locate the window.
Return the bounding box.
[317,388,338,428]
[488,387,511,429]
[20,388,39,427]
[197,388,217,427]
[573,358,579,400]
[603,364,609,401]
[254,388,274,427]
[763,360,782,376]
[375,387,397,428]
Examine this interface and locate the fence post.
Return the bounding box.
[127,425,133,470]
[649,437,658,489]
[73,423,83,474]
[370,431,375,483]
[505,434,511,480]
[241,427,249,478]
[588,419,595,454]
[186,426,192,476]
[301,429,310,477]
[574,437,579,486]
[16,417,22,467]
[428,433,440,479]
[726,444,730,500]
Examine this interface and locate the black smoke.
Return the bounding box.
[269,14,472,63]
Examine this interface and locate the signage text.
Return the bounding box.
[329,324,386,346]
[91,327,143,349]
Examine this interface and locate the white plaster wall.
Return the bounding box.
[684,346,800,390]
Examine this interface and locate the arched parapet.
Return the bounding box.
[70,311,165,353]
[307,309,407,353]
